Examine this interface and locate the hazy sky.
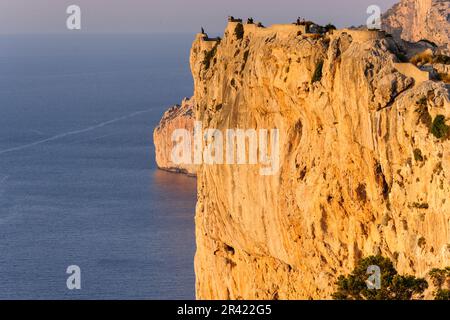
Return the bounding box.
[0,0,399,34]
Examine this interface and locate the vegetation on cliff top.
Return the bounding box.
[429,267,450,300]
[324,23,337,32]
[333,256,450,300]
[431,115,450,139]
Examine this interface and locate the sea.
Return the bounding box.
[0,34,197,299]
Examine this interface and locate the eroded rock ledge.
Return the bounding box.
[153,97,196,176]
[190,22,449,299]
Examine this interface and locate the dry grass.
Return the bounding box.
[410,52,450,67]
[410,51,433,65]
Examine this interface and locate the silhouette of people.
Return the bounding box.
[228,16,243,23]
[200,27,208,39]
[247,17,254,24]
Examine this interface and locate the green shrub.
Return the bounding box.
[435,289,450,300]
[429,267,450,300]
[332,255,428,300]
[430,115,449,139]
[415,97,432,127]
[429,268,450,288]
[413,149,424,162]
[311,60,324,83]
[234,23,244,40]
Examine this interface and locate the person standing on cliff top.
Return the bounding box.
[200,27,208,39]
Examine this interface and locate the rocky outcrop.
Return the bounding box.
[393,62,430,85]
[191,23,449,299]
[383,0,450,53]
[153,97,197,176]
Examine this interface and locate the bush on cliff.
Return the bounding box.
[430,115,449,139]
[414,97,450,140]
[413,148,424,162]
[332,255,428,300]
[435,289,450,300]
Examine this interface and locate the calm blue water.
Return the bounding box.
[0,34,197,299]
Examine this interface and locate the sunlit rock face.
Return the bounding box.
[189,23,449,300]
[383,0,450,53]
[153,97,197,176]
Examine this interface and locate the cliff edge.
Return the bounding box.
[191,23,449,299]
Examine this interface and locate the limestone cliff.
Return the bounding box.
[153,97,196,176]
[383,0,450,53]
[191,23,450,299]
